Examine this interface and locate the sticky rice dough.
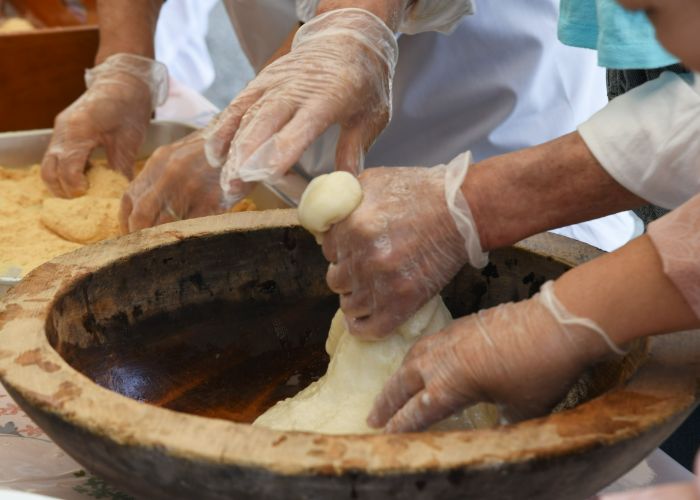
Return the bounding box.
[254,171,498,434]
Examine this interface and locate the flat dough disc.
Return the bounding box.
[40,196,121,244]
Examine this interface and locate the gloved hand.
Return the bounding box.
[321,152,487,340]
[41,53,168,198]
[367,281,626,432]
[119,131,241,233]
[204,8,398,204]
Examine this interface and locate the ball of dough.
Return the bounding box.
[297,171,362,243]
[0,18,34,33]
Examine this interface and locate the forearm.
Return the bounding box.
[95,0,163,63]
[554,235,699,346]
[315,0,411,31]
[464,132,646,251]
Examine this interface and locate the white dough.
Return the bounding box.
[0,18,34,33]
[255,172,498,434]
[296,171,363,243]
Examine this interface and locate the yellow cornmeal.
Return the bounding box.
[0,160,256,276]
[0,162,128,275]
[0,18,35,33]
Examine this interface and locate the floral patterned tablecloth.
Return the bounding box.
[0,382,692,499]
[0,384,131,499]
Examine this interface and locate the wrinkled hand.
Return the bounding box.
[204,8,398,199]
[41,53,168,198]
[119,131,239,233]
[368,281,624,432]
[322,152,486,340]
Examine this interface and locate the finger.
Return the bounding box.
[105,128,143,180]
[57,153,92,198]
[203,86,264,167]
[178,169,224,219]
[41,146,91,198]
[339,290,373,319]
[367,365,425,429]
[326,262,352,294]
[118,193,133,235]
[220,178,254,208]
[155,209,178,226]
[188,193,226,218]
[232,105,332,183]
[402,336,433,365]
[40,153,64,197]
[125,189,162,232]
[347,310,402,341]
[384,386,460,433]
[335,125,365,175]
[228,99,296,176]
[321,223,339,263]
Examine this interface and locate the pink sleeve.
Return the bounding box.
[648,193,700,319]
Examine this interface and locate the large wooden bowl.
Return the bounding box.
[0,210,697,499]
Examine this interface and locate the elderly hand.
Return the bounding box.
[204,8,398,204]
[367,281,625,432]
[119,131,240,233]
[41,53,167,198]
[321,152,486,340]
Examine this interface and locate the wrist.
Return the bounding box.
[292,8,398,77]
[553,236,700,347]
[95,44,154,65]
[443,153,488,268]
[314,1,410,31]
[537,281,625,366]
[86,54,169,109]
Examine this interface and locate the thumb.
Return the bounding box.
[118,192,134,234]
[41,139,93,198]
[105,127,145,180]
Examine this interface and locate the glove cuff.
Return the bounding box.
[292,8,399,82]
[538,281,627,356]
[85,53,169,109]
[444,152,489,268]
[295,0,474,35]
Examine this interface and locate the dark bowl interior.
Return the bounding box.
[45,226,642,425]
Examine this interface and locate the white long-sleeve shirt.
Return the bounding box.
[579,71,700,210]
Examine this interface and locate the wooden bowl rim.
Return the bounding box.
[0,209,696,476]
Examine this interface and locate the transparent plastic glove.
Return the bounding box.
[204,8,398,197]
[119,131,242,233]
[648,193,700,319]
[322,152,487,340]
[296,0,475,35]
[367,281,626,432]
[41,53,168,198]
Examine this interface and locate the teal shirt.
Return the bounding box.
[558,0,679,69]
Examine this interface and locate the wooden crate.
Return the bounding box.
[0,0,98,132]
